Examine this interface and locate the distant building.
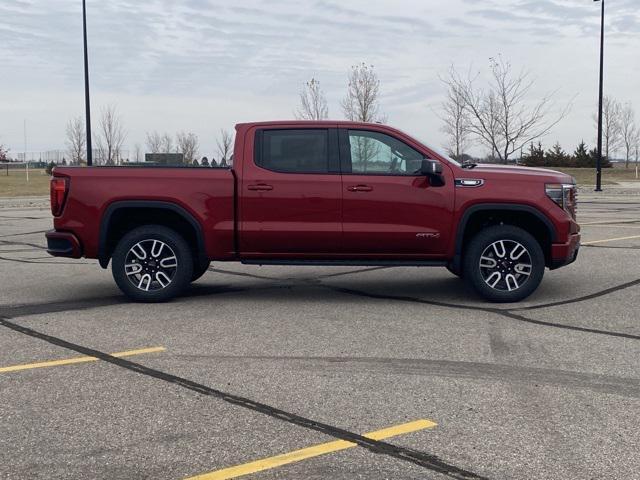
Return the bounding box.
[145,153,185,165]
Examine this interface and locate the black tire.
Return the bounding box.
[112,225,193,303]
[463,225,545,303]
[191,260,211,282]
[446,264,463,278]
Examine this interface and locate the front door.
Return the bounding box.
[340,128,455,257]
[240,127,342,256]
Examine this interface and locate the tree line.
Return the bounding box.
[64,106,234,167]
[296,57,639,168]
[44,56,635,170]
[521,141,615,168]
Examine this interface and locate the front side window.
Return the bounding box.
[258,129,329,173]
[348,130,424,175]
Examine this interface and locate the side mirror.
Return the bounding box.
[421,159,443,176]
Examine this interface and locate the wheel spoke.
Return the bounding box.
[492,241,507,258]
[480,256,497,268]
[514,263,532,276]
[137,274,152,291]
[505,274,519,291]
[155,271,171,288]
[160,256,177,268]
[485,271,502,288]
[125,263,142,276]
[151,240,164,258]
[510,243,527,260]
[131,243,147,260]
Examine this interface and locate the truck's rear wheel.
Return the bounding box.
[464,225,544,303]
[192,260,211,282]
[112,225,193,302]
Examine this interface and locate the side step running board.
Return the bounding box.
[240,259,447,267]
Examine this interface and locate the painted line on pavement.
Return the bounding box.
[0,346,165,373]
[185,419,437,480]
[582,234,640,245]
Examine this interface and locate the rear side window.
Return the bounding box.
[257,129,329,173]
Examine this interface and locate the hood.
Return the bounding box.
[469,164,575,183]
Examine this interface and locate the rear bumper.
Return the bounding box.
[549,233,580,269]
[46,230,82,258]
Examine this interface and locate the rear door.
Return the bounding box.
[239,126,342,256]
[339,127,455,257]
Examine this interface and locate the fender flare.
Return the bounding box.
[98,200,207,268]
[451,203,557,273]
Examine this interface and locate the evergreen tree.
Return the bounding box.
[589,148,612,168]
[201,156,209,167]
[545,142,569,167]
[573,141,591,168]
[522,142,545,167]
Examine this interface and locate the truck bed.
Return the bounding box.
[52,166,237,260]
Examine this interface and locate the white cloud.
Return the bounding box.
[0,0,638,158]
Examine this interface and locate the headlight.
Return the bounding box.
[546,183,577,219]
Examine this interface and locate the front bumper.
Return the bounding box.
[46,230,83,258]
[549,233,580,269]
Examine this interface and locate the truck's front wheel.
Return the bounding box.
[112,225,193,302]
[464,225,544,303]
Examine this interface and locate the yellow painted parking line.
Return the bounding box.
[582,234,640,245]
[581,220,639,226]
[186,419,437,480]
[581,224,640,229]
[0,346,165,373]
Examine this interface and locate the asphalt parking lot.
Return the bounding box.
[1,195,640,480]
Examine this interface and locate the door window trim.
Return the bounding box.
[254,128,340,175]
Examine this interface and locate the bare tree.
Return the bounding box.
[0,143,9,161]
[145,131,162,153]
[619,102,637,168]
[439,68,472,160]
[176,131,199,165]
[593,96,622,160]
[295,78,329,120]
[161,133,173,154]
[341,63,386,123]
[133,143,143,162]
[65,116,86,165]
[145,131,174,154]
[445,57,570,164]
[95,105,126,165]
[217,129,234,166]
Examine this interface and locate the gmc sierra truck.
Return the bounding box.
[47,121,580,303]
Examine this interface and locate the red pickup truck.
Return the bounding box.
[47,121,580,303]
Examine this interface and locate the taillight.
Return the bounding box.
[545,183,577,219]
[50,177,68,216]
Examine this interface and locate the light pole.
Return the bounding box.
[594,0,605,191]
[83,0,93,166]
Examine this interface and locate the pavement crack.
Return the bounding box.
[324,284,640,341]
[512,278,640,311]
[0,229,48,238]
[0,317,488,480]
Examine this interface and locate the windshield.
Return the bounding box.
[411,132,462,167]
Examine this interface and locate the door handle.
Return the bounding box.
[248,184,274,191]
[347,185,373,192]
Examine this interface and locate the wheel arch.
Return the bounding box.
[452,203,557,273]
[98,201,207,269]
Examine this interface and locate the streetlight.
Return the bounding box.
[82,0,93,166]
[594,0,605,192]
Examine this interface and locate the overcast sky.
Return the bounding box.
[0,0,638,159]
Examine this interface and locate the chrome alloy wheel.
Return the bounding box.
[124,239,178,291]
[479,240,532,292]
